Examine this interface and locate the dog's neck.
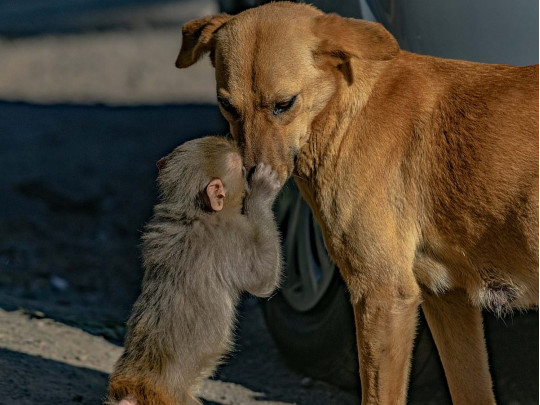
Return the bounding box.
[295,58,388,191]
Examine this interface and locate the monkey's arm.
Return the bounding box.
[238,164,282,297]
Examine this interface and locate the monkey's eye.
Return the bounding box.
[273,95,297,116]
[217,96,240,119]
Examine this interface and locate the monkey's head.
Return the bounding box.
[157,136,246,213]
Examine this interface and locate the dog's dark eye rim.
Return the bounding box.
[273,94,298,115]
[217,96,239,117]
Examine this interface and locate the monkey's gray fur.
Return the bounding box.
[107,136,282,405]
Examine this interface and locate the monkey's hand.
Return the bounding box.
[246,163,281,208]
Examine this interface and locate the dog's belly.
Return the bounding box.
[413,242,538,313]
[413,253,454,295]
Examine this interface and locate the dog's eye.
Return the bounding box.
[217,96,240,118]
[273,95,297,116]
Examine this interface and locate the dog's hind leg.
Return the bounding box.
[421,288,496,405]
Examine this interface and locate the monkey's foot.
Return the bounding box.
[118,398,137,405]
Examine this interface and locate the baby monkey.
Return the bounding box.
[107,136,282,405]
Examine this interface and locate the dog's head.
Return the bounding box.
[176,2,398,183]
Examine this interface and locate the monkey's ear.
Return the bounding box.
[175,14,232,68]
[156,156,168,171]
[206,179,226,212]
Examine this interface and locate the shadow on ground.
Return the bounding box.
[0,347,109,405]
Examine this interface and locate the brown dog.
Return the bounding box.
[175,2,538,404]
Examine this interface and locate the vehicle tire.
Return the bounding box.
[261,179,359,388]
[262,271,360,388]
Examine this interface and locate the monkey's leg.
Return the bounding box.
[107,373,178,405]
[352,279,421,405]
[421,288,495,405]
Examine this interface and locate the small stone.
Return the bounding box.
[30,310,45,319]
[300,377,313,388]
[50,274,69,291]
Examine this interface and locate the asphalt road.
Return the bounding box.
[0,0,217,105]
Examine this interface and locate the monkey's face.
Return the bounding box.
[156,136,245,213]
[207,152,246,212]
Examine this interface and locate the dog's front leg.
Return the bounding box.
[352,277,421,405]
[421,288,496,405]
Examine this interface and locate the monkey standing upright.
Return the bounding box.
[106,136,282,405]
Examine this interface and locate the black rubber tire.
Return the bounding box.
[261,273,360,389]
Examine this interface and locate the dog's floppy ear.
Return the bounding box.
[175,14,231,68]
[313,14,399,63]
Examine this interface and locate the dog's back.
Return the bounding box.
[392,54,540,311]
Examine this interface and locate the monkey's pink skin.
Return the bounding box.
[156,156,168,170]
[118,398,137,405]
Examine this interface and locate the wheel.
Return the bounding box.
[261,179,359,388]
[261,179,439,390]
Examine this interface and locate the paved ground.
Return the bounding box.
[0,1,537,404]
[0,0,217,105]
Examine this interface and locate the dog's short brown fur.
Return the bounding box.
[176,3,538,404]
